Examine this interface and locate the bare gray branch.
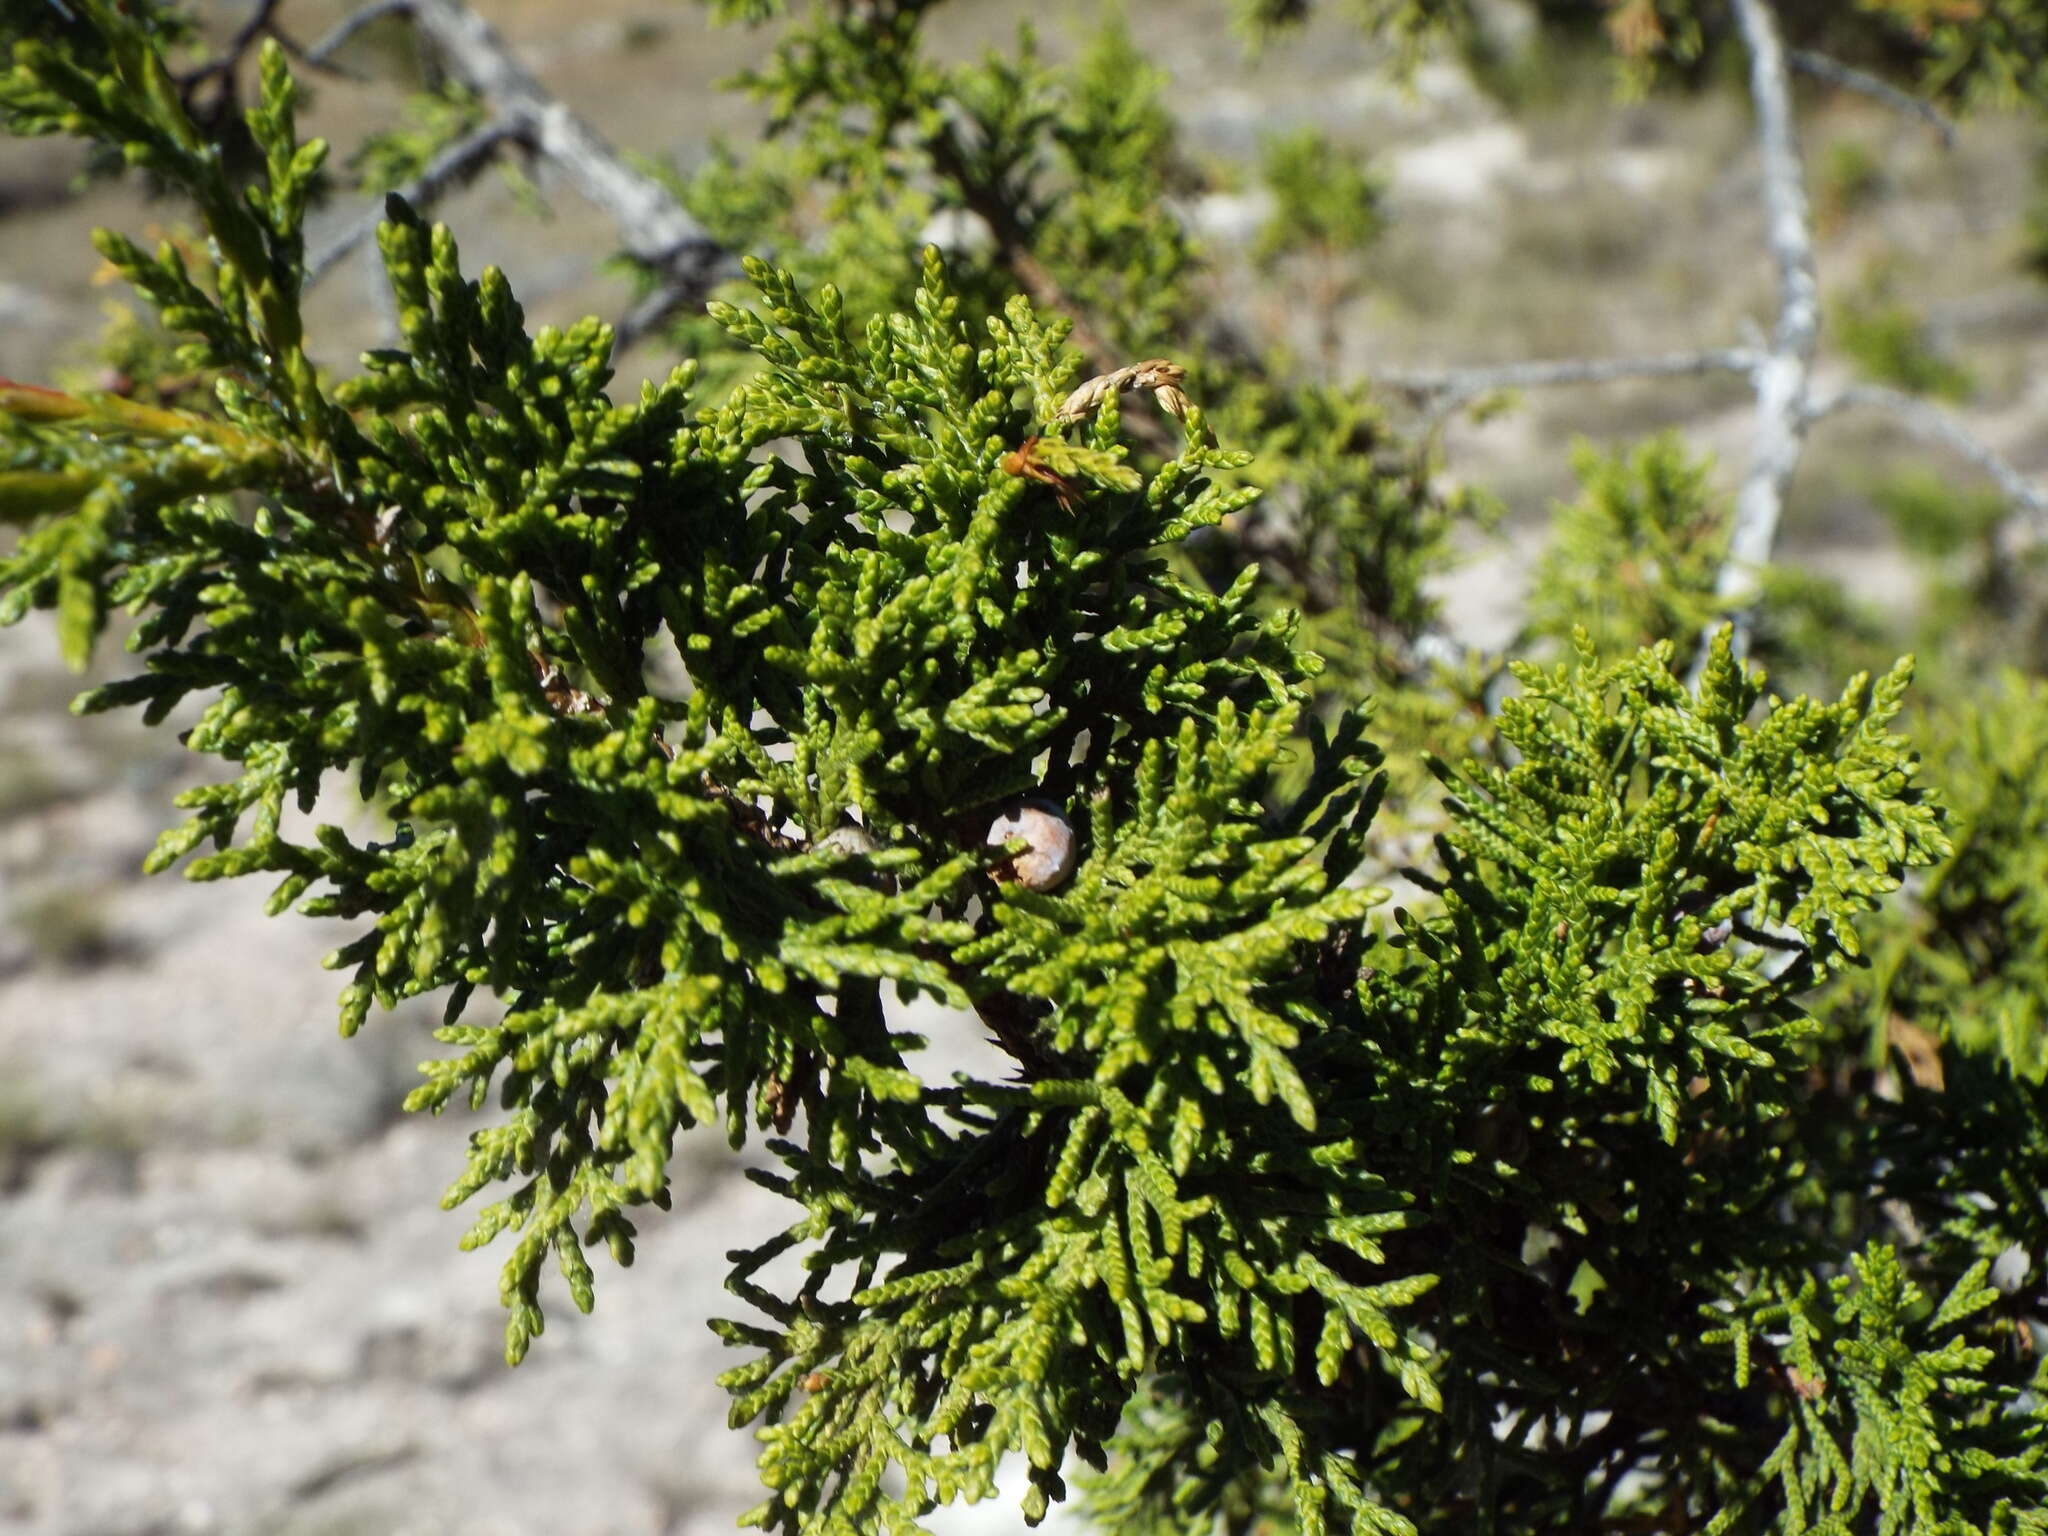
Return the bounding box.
[304,0,414,65]
[308,0,739,338]
[1376,348,1761,402]
[307,118,525,286]
[1804,382,2048,549]
[1789,49,1956,149]
[1692,0,1821,684]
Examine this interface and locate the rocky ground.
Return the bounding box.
[3,1,2047,1531]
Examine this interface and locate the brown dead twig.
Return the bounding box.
[998,438,1086,512]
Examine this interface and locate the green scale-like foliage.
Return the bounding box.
[6,8,2036,1536]
[1699,1244,2048,1536]
[716,700,1428,1535]
[674,5,1203,367]
[665,0,1483,730]
[1842,676,2048,1316]
[1858,673,2048,1079]
[1424,634,1946,1134]
[1099,638,1953,1536]
[1525,432,1729,659]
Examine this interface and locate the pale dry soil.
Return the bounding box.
[3,1,2047,1530]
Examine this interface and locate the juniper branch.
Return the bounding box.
[924,116,1115,378]
[6,10,2031,1533]
[917,109,1184,465]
